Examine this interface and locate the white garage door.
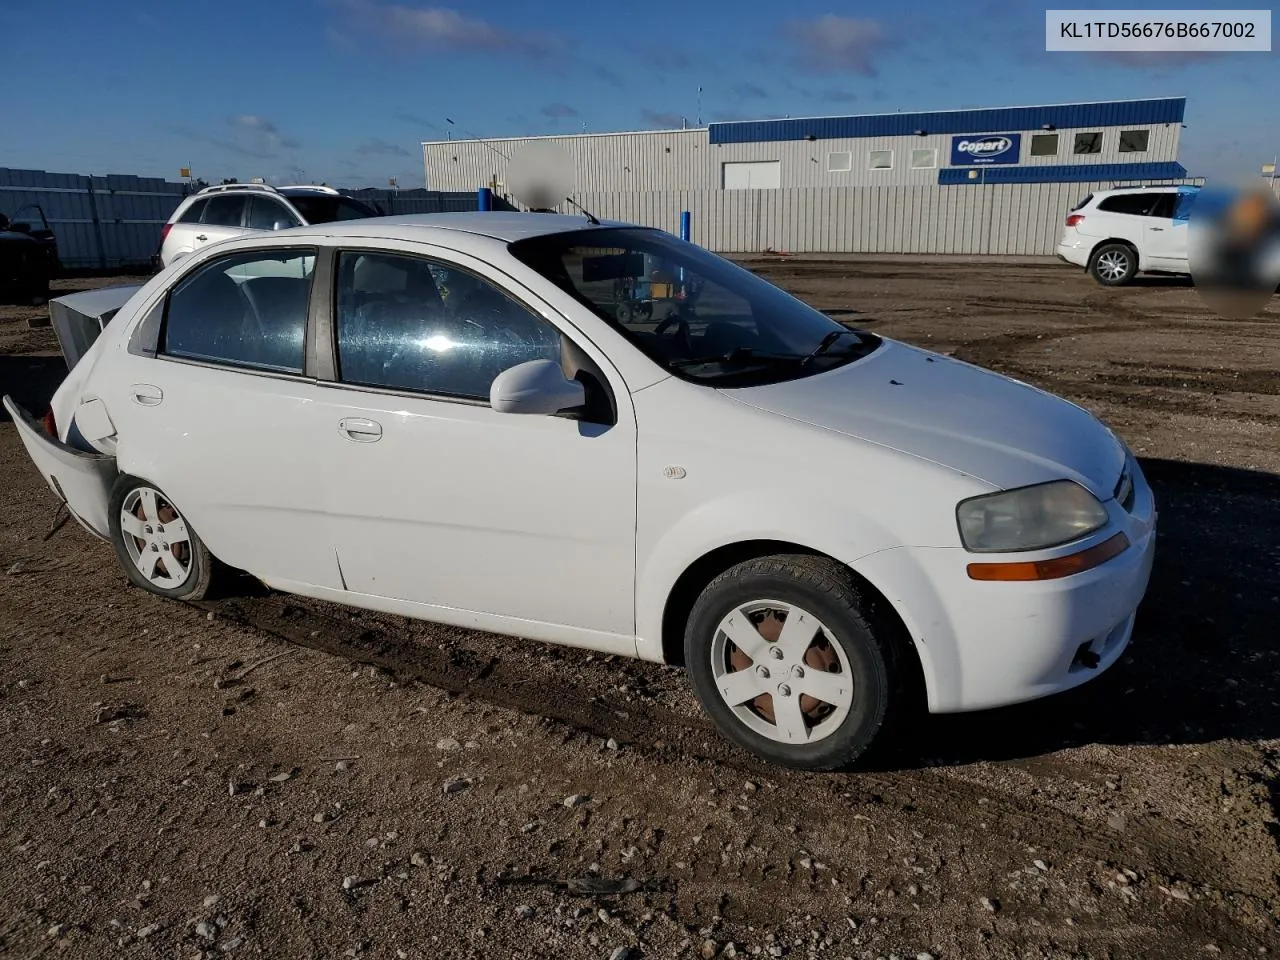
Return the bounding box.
[722,160,781,190]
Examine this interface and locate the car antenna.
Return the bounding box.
[563,195,600,225]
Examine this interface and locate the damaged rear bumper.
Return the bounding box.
[2,395,116,540]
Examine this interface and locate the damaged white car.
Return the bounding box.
[4,212,1157,770]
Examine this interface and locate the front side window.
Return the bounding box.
[162,248,315,373]
[334,251,561,399]
[201,195,247,227]
[1149,193,1177,218]
[246,196,301,230]
[508,227,880,387]
[286,194,380,224]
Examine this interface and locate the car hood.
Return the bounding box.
[721,338,1126,498]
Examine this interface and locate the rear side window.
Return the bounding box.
[162,248,316,374]
[201,195,247,227]
[1070,194,1093,212]
[177,199,207,224]
[1098,193,1162,216]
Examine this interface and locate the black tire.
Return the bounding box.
[684,555,900,771]
[1089,243,1137,286]
[107,473,217,601]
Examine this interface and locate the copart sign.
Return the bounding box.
[950,134,1022,165]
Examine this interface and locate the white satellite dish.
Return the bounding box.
[506,141,575,210]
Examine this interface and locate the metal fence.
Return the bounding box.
[0,167,189,270]
[0,168,484,271]
[517,179,1205,256]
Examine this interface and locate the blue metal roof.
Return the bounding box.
[937,161,1189,185]
[708,99,1186,145]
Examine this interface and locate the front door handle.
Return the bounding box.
[195,234,208,241]
[339,417,382,442]
[131,383,163,406]
[1149,227,1164,232]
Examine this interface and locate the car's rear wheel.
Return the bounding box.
[108,474,216,600]
[1089,243,1137,285]
[684,555,899,771]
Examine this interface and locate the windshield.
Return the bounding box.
[285,194,380,224]
[507,227,879,386]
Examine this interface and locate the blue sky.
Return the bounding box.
[0,0,1275,187]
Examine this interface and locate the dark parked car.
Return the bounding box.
[0,205,59,303]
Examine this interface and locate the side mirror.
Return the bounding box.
[272,220,292,231]
[490,359,585,416]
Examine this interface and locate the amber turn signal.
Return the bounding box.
[966,532,1130,582]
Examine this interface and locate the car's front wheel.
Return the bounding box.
[684,555,899,771]
[1089,243,1137,285]
[108,474,217,600]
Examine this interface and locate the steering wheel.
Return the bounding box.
[652,312,694,356]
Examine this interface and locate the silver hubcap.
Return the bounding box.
[119,488,193,589]
[709,600,854,744]
[1096,250,1130,281]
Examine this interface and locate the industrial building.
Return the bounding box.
[421,97,1198,256]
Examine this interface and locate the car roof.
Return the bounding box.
[304,211,635,243]
[1091,185,1179,196]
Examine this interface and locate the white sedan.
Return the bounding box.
[4,212,1157,770]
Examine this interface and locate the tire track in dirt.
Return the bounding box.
[186,591,1280,913]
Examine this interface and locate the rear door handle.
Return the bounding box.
[195,234,207,241]
[1149,227,1164,232]
[339,417,382,442]
[131,383,163,406]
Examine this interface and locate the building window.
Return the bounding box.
[1073,132,1103,154]
[722,160,781,189]
[827,151,852,172]
[1119,129,1150,153]
[868,150,893,170]
[1030,133,1059,156]
[910,148,936,169]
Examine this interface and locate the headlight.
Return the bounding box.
[956,480,1109,553]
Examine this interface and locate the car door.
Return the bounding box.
[106,244,344,591]
[193,194,248,253]
[313,242,638,648]
[1143,191,1188,273]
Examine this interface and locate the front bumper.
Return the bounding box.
[856,468,1157,713]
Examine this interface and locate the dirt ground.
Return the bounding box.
[1,260,1278,960]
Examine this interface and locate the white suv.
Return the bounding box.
[157,183,381,267]
[1057,185,1198,286]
